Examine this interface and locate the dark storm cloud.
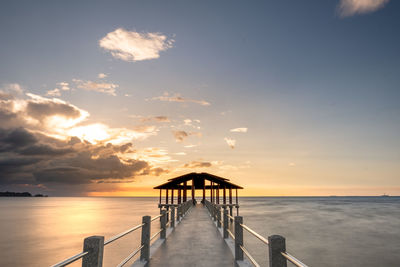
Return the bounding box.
[0,92,156,194]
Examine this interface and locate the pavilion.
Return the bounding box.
[154,172,243,216]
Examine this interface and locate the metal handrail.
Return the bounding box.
[151,214,163,222]
[282,252,309,267]
[240,245,260,267]
[50,251,88,267]
[227,229,235,240]
[227,214,235,220]
[150,229,163,241]
[116,244,144,267]
[241,224,269,245]
[104,223,145,245]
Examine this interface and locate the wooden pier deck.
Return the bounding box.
[143,204,236,267]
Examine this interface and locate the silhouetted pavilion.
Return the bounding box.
[154,172,243,216]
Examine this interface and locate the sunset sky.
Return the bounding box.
[1,0,399,196]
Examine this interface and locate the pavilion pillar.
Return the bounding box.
[171,189,174,204]
[166,189,169,204]
[159,189,161,204]
[211,181,213,203]
[217,185,220,204]
[192,178,195,202]
[178,188,181,204]
[229,187,233,219]
[183,181,187,202]
[223,187,226,204]
[202,179,205,203]
[236,188,239,216]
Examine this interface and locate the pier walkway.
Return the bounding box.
[145,204,235,267]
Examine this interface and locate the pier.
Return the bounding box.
[50,173,308,267]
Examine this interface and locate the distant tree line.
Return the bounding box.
[0,191,48,197]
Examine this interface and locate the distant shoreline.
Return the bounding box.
[0,192,48,197]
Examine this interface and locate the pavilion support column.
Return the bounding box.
[183,181,187,202]
[192,178,195,202]
[217,185,220,204]
[171,189,174,204]
[211,181,213,203]
[178,188,181,204]
[159,189,161,205]
[236,188,239,216]
[223,187,226,204]
[166,189,169,204]
[202,179,205,203]
[229,187,233,220]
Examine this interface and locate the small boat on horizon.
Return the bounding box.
[380,193,390,197]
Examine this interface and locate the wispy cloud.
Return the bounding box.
[46,88,61,97]
[99,28,174,61]
[224,137,236,149]
[151,92,210,106]
[337,0,390,17]
[141,116,170,123]
[230,127,248,133]
[172,130,201,142]
[183,161,212,168]
[73,79,118,96]
[98,73,107,79]
[57,82,70,91]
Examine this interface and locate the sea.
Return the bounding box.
[0,196,399,267]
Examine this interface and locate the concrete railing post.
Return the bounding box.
[140,216,151,262]
[166,206,169,222]
[161,210,167,239]
[171,206,175,228]
[217,207,221,228]
[268,235,287,267]
[234,216,243,261]
[223,208,228,238]
[82,236,104,267]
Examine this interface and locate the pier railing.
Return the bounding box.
[50,200,193,267]
[204,200,308,267]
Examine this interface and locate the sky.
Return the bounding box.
[0,0,399,196]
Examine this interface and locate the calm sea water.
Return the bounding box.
[0,197,399,267]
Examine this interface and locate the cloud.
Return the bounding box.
[151,92,210,106]
[172,130,189,142]
[57,82,70,91]
[183,161,212,168]
[337,0,390,17]
[0,90,170,195]
[230,127,248,133]
[224,137,236,149]
[98,73,107,79]
[99,28,174,61]
[3,83,24,94]
[46,88,61,97]
[73,79,118,96]
[141,116,170,123]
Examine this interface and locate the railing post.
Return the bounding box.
[217,207,221,228]
[82,236,104,267]
[234,216,243,261]
[166,206,169,222]
[140,216,151,262]
[171,206,175,228]
[223,208,228,238]
[268,235,287,267]
[161,210,167,239]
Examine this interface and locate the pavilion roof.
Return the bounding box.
[153,172,243,189]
